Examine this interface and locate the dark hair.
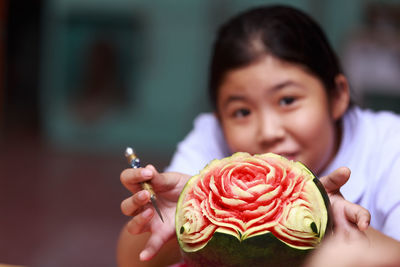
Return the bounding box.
[209,5,343,110]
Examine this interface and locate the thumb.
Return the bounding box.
[319,167,351,194]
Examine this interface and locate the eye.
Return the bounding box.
[233,108,251,118]
[279,97,296,106]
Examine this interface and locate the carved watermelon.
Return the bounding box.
[175,152,331,267]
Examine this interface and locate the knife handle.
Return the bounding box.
[140,181,156,199]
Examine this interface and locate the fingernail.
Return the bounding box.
[141,169,152,177]
[140,250,149,261]
[138,191,148,201]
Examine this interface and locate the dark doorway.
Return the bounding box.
[3,0,43,139]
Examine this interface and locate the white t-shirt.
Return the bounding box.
[166,107,400,240]
[166,113,231,175]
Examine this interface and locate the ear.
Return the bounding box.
[331,74,350,121]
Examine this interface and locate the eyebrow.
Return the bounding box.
[222,95,247,109]
[222,80,299,108]
[269,80,298,92]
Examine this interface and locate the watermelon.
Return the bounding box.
[175,152,331,267]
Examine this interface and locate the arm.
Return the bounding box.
[304,227,400,267]
[117,165,371,261]
[117,114,227,265]
[311,167,400,266]
[118,165,190,262]
[117,226,181,267]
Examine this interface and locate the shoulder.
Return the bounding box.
[332,107,400,199]
[348,107,400,132]
[165,113,230,175]
[351,108,400,159]
[184,113,225,148]
[192,113,220,128]
[341,108,400,237]
[342,107,400,151]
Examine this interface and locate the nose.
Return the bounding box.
[256,112,285,147]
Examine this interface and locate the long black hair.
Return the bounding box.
[209,5,343,110]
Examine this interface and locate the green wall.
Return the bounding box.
[39,0,380,157]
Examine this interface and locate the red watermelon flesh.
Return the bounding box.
[175,152,331,267]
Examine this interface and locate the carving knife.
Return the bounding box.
[125,147,164,222]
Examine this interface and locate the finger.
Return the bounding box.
[143,165,178,192]
[331,201,369,241]
[344,202,371,231]
[145,164,157,174]
[120,168,153,193]
[139,230,168,261]
[143,164,165,189]
[126,208,154,235]
[333,213,366,241]
[120,190,150,216]
[319,167,351,193]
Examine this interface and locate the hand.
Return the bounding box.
[304,229,400,267]
[319,167,370,238]
[120,165,190,261]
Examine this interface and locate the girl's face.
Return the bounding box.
[217,55,348,175]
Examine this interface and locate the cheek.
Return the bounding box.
[290,111,336,173]
[222,122,254,153]
[295,113,329,139]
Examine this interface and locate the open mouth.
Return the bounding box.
[277,153,297,161]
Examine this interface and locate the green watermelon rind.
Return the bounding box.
[182,231,312,267]
[175,152,331,266]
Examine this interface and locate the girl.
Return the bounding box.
[118,5,400,266]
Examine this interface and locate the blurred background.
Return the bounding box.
[2,0,400,266]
